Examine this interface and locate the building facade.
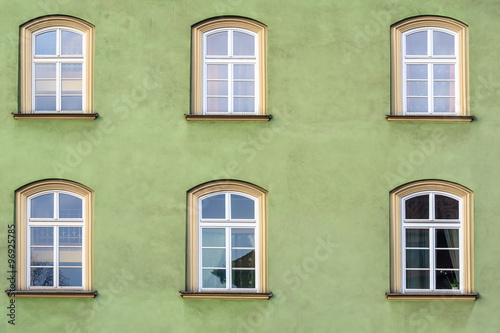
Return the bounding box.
[1,0,499,332]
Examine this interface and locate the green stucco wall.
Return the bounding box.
[1,0,500,332]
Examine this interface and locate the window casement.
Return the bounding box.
[387,180,477,300]
[181,180,271,300]
[16,16,97,120]
[7,180,96,298]
[187,17,271,122]
[388,16,472,122]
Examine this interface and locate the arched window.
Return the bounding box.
[17,16,97,120]
[9,179,95,298]
[388,180,476,300]
[181,180,270,299]
[388,16,471,122]
[188,17,270,121]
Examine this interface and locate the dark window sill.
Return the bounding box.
[180,291,272,300]
[386,115,474,122]
[185,114,272,122]
[386,292,478,301]
[6,290,97,298]
[12,113,99,120]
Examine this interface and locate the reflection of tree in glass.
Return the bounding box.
[211,269,226,285]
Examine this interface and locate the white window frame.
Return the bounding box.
[198,191,259,292]
[31,27,86,113]
[27,190,85,289]
[401,191,462,293]
[202,28,259,115]
[402,28,459,115]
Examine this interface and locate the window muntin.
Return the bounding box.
[402,28,458,115]
[28,191,85,289]
[199,192,258,291]
[402,192,462,292]
[203,29,258,114]
[20,16,94,115]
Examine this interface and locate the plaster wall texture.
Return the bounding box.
[0,0,499,332]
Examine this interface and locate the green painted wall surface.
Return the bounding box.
[1,0,500,332]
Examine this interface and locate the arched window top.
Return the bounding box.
[200,191,256,220]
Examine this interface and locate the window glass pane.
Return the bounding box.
[434,97,455,113]
[436,229,459,248]
[434,81,455,97]
[405,195,429,219]
[406,249,429,268]
[234,97,255,113]
[59,194,83,218]
[407,81,427,96]
[206,32,228,56]
[59,227,82,246]
[406,270,429,289]
[31,227,54,245]
[202,249,226,267]
[31,268,53,286]
[405,229,429,247]
[406,97,428,113]
[232,249,255,268]
[59,268,82,286]
[234,64,254,79]
[436,250,460,269]
[202,228,225,247]
[433,31,454,56]
[231,228,255,247]
[31,194,54,218]
[435,195,459,219]
[434,64,455,80]
[232,270,255,288]
[35,96,57,111]
[35,31,57,55]
[31,247,53,266]
[61,96,83,111]
[407,64,427,79]
[35,80,56,95]
[202,269,226,288]
[62,63,82,78]
[201,194,225,219]
[35,64,56,79]
[59,248,82,266]
[207,81,228,95]
[436,270,459,289]
[207,64,228,79]
[233,31,255,56]
[406,31,427,55]
[234,81,255,96]
[61,31,83,55]
[231,195,255,219]
[206,97,228,113]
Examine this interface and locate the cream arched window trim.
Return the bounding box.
[187,17,270,122]
[16,16,97,120]
[181,180,271,300]
[387,180,476,300]
[8,179,96,298]
[388,16,472,122]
